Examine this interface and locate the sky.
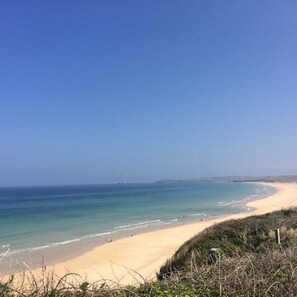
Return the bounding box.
[1,1,297,186]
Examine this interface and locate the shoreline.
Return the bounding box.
[0,182,274,273]
[2,182,297,285]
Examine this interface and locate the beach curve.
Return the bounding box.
[3,182,297,285]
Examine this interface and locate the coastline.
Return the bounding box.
[2,182,297,285]
[0,182,272,272]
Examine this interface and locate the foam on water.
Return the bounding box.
[114,219,162,230]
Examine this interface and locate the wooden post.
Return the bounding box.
[275,228,281,245]
[42,255,45,278]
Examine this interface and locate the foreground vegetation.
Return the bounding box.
[1,208,297,296]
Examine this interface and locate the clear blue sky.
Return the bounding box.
[1,1,297,186]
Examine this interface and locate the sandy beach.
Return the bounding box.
[3,182,297,285]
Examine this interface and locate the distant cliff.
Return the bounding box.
[155,175,297,184]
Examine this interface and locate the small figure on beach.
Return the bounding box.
[107,238,112,243]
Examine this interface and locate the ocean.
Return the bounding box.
[0,182,275,269]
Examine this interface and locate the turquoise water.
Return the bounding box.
[0,182,275,257]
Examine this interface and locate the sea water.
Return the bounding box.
[0,182,275,261]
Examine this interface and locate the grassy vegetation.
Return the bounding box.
[159,208,297,277]
[1,208,297,296]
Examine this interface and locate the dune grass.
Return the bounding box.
[159,208,297,277]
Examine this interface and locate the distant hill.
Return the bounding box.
[155,175,297,184]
